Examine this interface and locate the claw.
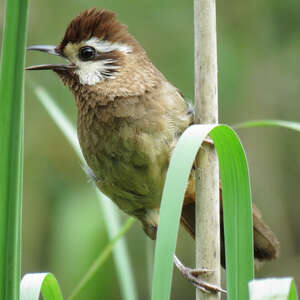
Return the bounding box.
[173,255,226,294]
[190,268,213,276]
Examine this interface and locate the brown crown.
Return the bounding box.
[58,8,134,50]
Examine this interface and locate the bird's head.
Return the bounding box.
[27,8,146,87]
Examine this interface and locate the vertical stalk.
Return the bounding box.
[194,0,220,300]
[0,0,28,300]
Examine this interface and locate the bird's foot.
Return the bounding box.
[174,255,226,294]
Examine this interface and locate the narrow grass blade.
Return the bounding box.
[32,86,137,300]
[151,124,253,300]
[94,192,137,300]
[68,217,135,300]
[34,87,83,160]
[20,273,63,300]
[249,278,298,300]
[0,1,29,300]
[235,120,300,132]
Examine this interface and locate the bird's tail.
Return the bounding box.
[181,200,279,268]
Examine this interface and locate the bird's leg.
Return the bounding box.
[173,255,226,294]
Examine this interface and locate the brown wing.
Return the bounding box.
[181,178,279,268]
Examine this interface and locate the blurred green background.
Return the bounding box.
[1,0,300,299]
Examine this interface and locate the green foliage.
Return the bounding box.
[0,0,28,299]
[18,1,300,299]
[152,124,253,300]
[20,273,63,300]
[22,1,300,299]
[249,278,298,300]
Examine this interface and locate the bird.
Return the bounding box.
[26,8,279,293]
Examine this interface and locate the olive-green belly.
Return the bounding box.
[78,124,171,216]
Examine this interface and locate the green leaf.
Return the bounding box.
[235,119,300,132]
[151,124,253,300]
[20,273,63,300]
[0,1,28,300]
[32,86,138,300]
[249,278,298,300]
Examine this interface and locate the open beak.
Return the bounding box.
[26,45,77,71]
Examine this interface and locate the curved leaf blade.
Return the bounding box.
[249,278,298,300]
[211,125,254,299]
[151,124,253,300]
[20,273,63,300]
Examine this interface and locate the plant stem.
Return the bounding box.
[194,0,220,299]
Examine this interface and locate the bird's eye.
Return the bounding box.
[78,46,96,61]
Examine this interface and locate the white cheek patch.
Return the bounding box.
[75,59,120,85]
[64,38,132,85]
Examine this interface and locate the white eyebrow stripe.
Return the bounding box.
[86,37,132,54]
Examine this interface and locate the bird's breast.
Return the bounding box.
[75,81,192,219]
[77,96,174,215]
